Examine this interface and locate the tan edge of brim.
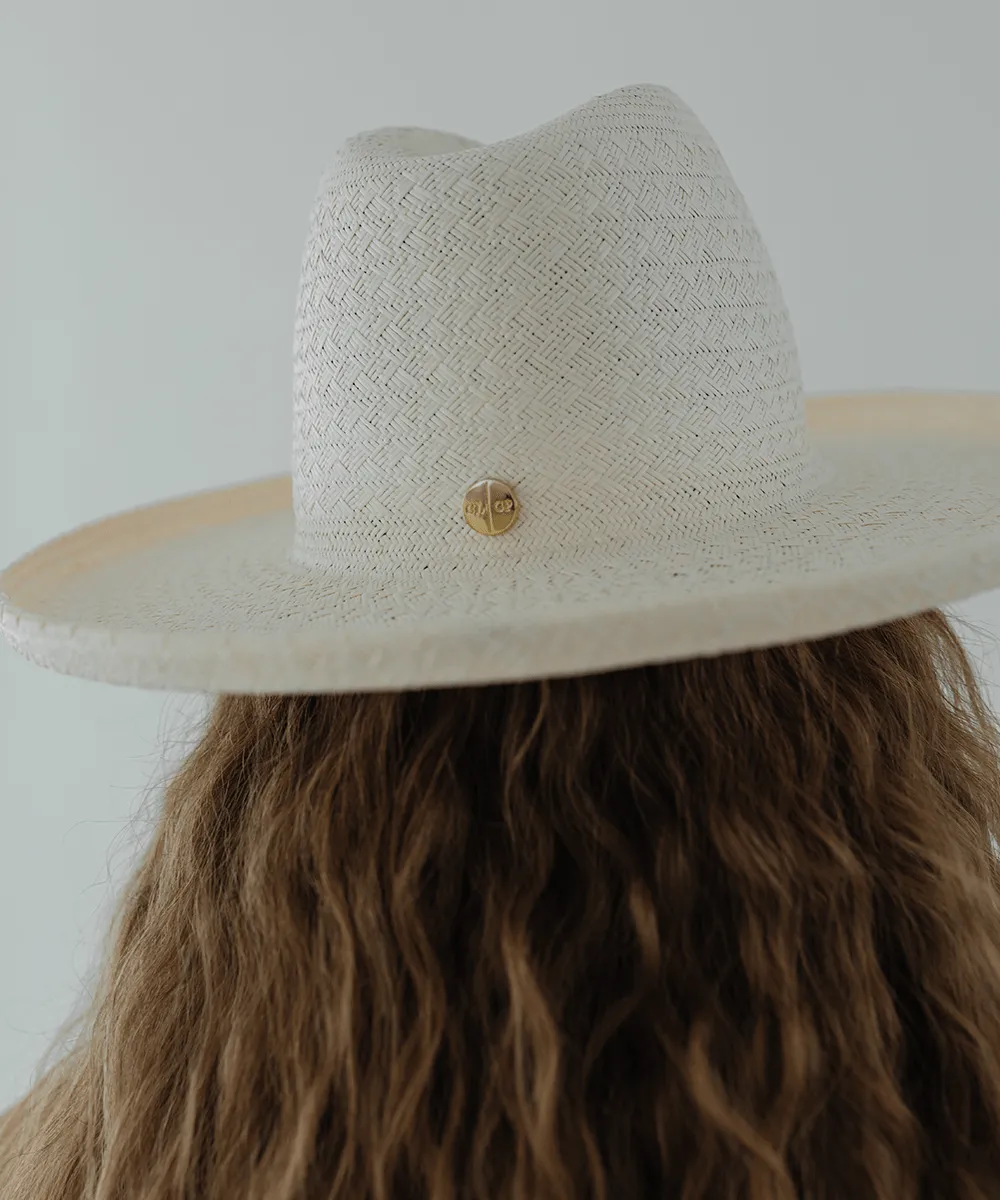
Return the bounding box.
[1,389,999,615]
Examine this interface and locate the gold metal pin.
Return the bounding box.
[463,479,519,536]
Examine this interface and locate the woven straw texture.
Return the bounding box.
[1,84,999,694]
[292,83,821,568]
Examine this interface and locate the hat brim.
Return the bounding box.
[2,390,999,694]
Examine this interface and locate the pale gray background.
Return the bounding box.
[2,0,999,1110]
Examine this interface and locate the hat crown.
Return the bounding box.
[292,83,829,573]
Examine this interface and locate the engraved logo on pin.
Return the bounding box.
[463,479,519,536]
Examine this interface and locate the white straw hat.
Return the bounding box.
[2,83,999,694]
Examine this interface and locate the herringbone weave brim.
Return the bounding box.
[2,391,999,694]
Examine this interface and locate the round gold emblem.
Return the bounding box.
[463,479,519,536]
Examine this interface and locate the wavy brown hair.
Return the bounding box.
[3,608,1000,1199]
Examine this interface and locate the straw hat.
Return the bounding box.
[2,83,999,694]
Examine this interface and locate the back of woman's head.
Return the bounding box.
[4,607,1000,1199]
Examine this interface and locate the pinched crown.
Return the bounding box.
[291,84,828,573]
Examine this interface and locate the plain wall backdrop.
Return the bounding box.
[2,0,999,1110]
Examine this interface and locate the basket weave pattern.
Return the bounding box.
[291,83,828,569]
